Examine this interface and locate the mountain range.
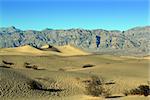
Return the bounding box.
[0,26,149,56]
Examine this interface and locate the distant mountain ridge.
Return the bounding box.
[0,26,149,56]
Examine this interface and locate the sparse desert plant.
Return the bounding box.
[28,80,43,90]
[25,65,32,68]
[58,68,66,71]
[85,75,111,97]
[82,64,95,68]
[0,65,10,68]
[104,80,115,85]
[75,77,80,81]
[24,62,30,65]
[123,85,150,96]
[32,65,38,70]
[23,62,39,70]
[23,62,31,68]
[2,60,14,65]
[1,60,14,68]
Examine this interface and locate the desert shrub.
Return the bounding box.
[24,62,30,65]
[28,80,43,90]
[75,77,80,81]
[25,65,32,68]
[1,60,14,68]
[82,64,95,68]
[23,62,30,68]
[32,65,38,70]
[104,80,115,85]
[23,62,39,70]
[0,65,10,68]
[58,68,66,71]
[2,60,14,65]
[85,75,111,97]
[124,85,150,96]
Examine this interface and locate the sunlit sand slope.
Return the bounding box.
[0,45,52,55]
[54,45,90,56]
[0,45,90,56]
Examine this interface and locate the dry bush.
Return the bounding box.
[124,85,150,96]
[0,65,10,68]
[75,77,80,81]
[28,80,43,90]
[32,65,38,70]
[23,62,31,68]
[2,60,14,65]
[58,68,66,72]
[82,64,95,68]
[23,62,39,70]
[85,75,112,98]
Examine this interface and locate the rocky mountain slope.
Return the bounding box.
[0,26,149,56]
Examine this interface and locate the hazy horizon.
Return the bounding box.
[0,25,149,31]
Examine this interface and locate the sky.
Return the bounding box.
[0,0,149,31]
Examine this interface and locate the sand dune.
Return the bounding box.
[41,44,90,56]
[6,45,44,53]
[143,56,150,60]
[0,67,91,99]
[120,55,150,60]
[0,53,149,99]
[40,44,61,53]
[0,67,49,99]
[40,44,50,49]
[54,45,90,56]
[0,45,90,56]
[0,45,51,55]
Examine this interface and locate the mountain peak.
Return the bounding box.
[6,26,20,33]
[9,26,16,29]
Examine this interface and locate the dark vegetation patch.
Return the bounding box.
[82,64,95,68]
[124,85,150,96]
[58,68,66,72]
[2,60,14,65]
[106,62,111,64]
[40,88,64,92]
[105,80,115,85]
[0,65,10,68]
[28,80,43,90]
[0,60,15,68]
[106,96,123,98]
[23,62,44,70]
[85,75,113,98]
[28,80,64,92]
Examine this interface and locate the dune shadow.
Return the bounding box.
[2,60,14,65]
[29,80,64,92]
[106,96,124,98]
[39,88,64,92]
[39,45,62,53]
[24,62,45,70]
[82,64,95,68]
[0,65,11,68]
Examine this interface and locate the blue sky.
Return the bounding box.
[0,0,149,30]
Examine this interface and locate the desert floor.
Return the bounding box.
[0,46,149,100]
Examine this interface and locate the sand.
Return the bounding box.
[0,45,89,56]
[0,45,149,99]
[55,45,90,56]
[0,45,51,56]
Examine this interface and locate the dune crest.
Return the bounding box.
[0,45,50,55]
[143,56,150,60]
[0,45,90,56]
[55,45,90,56]
[40,44,50,49]
[12,45,43,53]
